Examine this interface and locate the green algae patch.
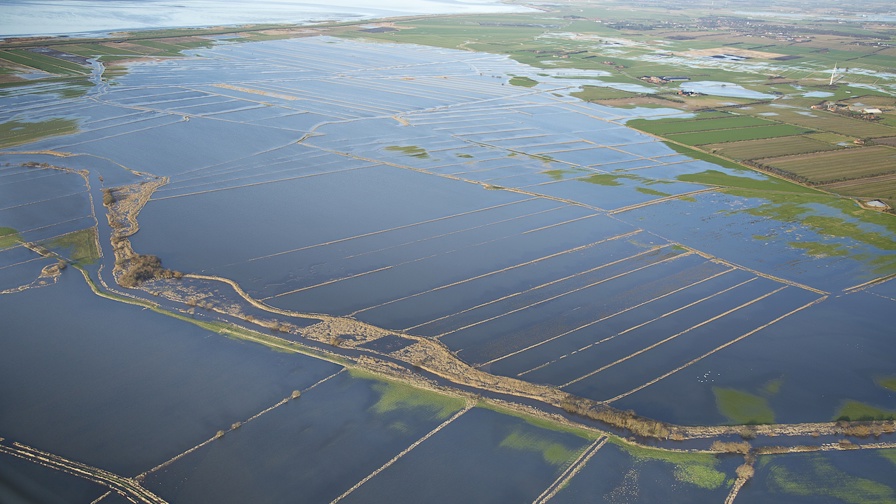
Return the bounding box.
[499,429,580,466]
[543,168,586,181]
[880,449,896,466]
[834,400,896,422]
[509,76,538,88]
[762,377,784,396]
[636,186,670,197]
[43,228,100,265]
[385,145,430,159]
[713,387,775,424]
[788,241,850,258]
[475,400,598,440]
[352,370,464,420]
[678,169,813,193]
[0,118,79,148]
[767,454,895,504]
[876,376,896,393]
[728,190,896,274]
[611,438,727,490]
[580,174,622,186]
[0,227,21,248]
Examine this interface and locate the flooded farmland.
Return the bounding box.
[2,33,895,502]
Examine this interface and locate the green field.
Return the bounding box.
[0,227,21,249]
[0,50,88,76]
[571,85,641,101]
[629,115,774,135]
[0,118,79,148]
[764,146,896,184]
[703,136,843,161]
[509,76,538,87]
[822,175,896,206]
[746,105,896,139]
[668,124,812,146]
[42,228,100,265]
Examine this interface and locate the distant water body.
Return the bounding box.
[0,0,530,37]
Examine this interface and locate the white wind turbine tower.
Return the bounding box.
[830,63,838,85]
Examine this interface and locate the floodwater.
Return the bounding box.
[2,32,896,501]
[0,0,530,37]
[0,272,341,476]
[552,441,741,503]
[0,452,106,504]
[8,35,894,429]
[738,450,896,503]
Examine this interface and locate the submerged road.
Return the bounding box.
[0,439,168,504]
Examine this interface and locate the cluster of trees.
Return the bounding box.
[559,396,673,439]
[117,254,182,287]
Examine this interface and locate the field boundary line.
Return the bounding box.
[352,230,641,318]
[230,198,536,265]
[329,405,472,504]
[487,267,735,370]
[562,283,783,387]
[406,242,664,333]
[513,268,739,375]
[608,187,717,215]
[678,245,828,295]
[139,369,345,479]
[434,246,687,339]
[533,436,608,504]
[0,441,167,504]
[605,295,828,403]
[843,272,896,294]
[724,474,749,504]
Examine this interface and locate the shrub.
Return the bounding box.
[736,463,755,480]
[102,188,116,206]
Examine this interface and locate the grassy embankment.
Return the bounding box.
[0,227,21,249]
[0,118,79,149]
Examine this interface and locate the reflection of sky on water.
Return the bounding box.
[0,0,530,37]
[680,81,777,100]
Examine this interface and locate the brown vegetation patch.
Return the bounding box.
[679,47,785,59]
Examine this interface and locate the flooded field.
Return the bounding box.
[2,31,895,502]
[738,449,896,504]
[0,273,342,475]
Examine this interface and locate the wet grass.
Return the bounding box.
[385,145,430,159]
[476,400,598,440]
[880,450,896,466]
[713,387,775,425]
[543,168,586,181]
[0,118,79,148]
[499,429,581,466]
[509,76,538,88]
[678,169,815,194]
[636,186,670,197]
[629,115,772,135]
[835,400,896,422]
[43,228,100,265]
[730,193,896,273]
[350,369,464,420]
[0,227,21,249]
[571,85,640,101]
[580,174,622,186]
[767,454,896,504]
[876,376,896,393]
[611,438,728,490]
[788,241,850,258]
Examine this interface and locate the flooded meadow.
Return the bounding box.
[2,34,895,502]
